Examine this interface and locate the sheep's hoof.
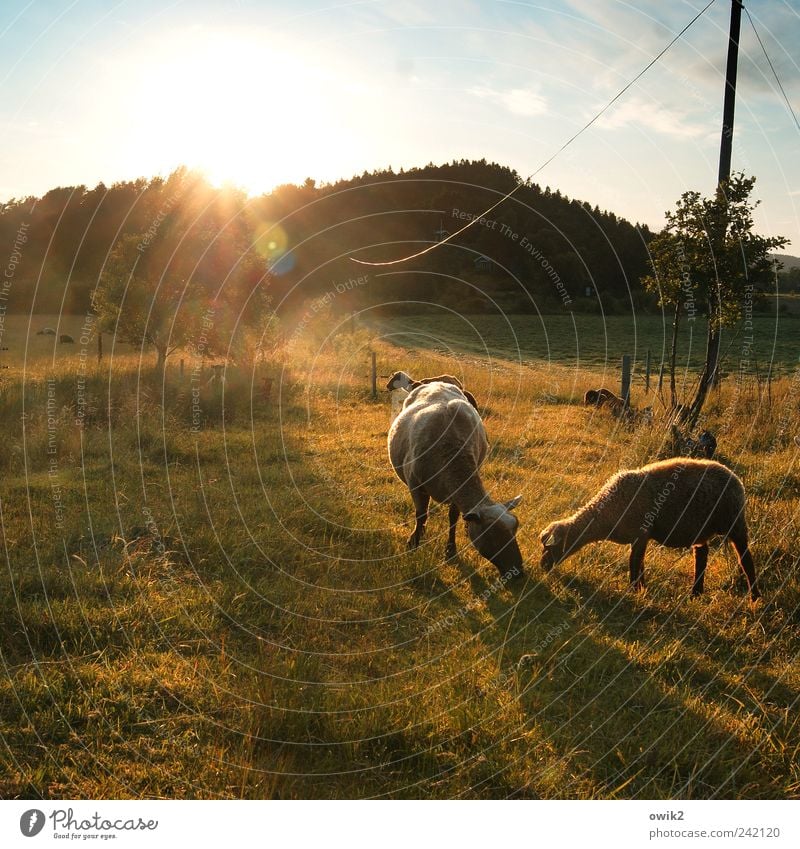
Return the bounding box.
[445,545,457,561]
[406,534,421,550]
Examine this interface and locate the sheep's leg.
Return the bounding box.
[407,488,430,550]
[692,543,708,596]
[445,503,459,560]
[730,532,760,600]
[629,537,648,590]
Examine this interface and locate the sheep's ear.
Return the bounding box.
[541,531,556,547]
[504,495,522,511]
[464,510,482,523]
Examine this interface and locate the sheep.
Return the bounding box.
[584,387,629,418]
[584,388,624,408]
[539,458,759,600]
[388,381,523,580]
[386,370,479,410]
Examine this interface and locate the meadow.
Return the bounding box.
[0,312,798,799]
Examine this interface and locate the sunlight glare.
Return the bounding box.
[131,28,349,195]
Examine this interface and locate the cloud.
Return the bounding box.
[596,96,706,138]
[468,84,547,117]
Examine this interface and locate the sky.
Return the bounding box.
[1,0,798,246]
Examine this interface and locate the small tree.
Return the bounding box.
[96,233,196,373]
[96,169,268,376]
[650,174,787,427]
[641,231,699,410]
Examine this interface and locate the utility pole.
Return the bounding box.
[718,0,743,187]
[687,0,744,429]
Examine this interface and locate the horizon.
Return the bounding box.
[1,0,798,246]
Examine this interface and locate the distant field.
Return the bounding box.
[0,314,798,799]
[371,313,800,379]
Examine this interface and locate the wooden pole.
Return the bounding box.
[645,349,651,394]
[371,351,377,400]
[180,358,185,378]
[97,331,102,364]
[621,355,631,408]
[718,0,743,188]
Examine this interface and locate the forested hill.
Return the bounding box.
[0,160,653,316]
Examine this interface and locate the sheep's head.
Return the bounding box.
[386,371,414,392]
[464,496,524,579]
[539,521,572,571]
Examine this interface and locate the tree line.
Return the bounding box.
[0,160,787,423]
[0,159,654,321]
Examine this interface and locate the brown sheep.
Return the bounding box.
[584,388,623,408]
[387,370,479,410]
[539,458,759,600]
[388,381,523,579]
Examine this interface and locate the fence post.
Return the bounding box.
[97,331,102,364]
[621,355,631,408]
[645,349,651,394]
[371,351,377,400]
[180,358,185,378]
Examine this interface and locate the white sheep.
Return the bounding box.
[388,381,523,579]
[386,370,479,410]
[539,458,759,600]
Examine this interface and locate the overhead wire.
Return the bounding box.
[351,0,718,267]
[743,4,800,134]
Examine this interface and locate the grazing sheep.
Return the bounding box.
[37,327,56,336]
[59,334,74,344]
[539,458,759,600]
[388,381,523,579]
[584,388,623,408]
[386,370,479,410]
[584,387,629,417]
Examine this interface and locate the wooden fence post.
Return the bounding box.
[645,349,651,394]
[97,331,102,364]
[371,351,377,400]
[621,355,631,408]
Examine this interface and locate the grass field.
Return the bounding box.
[371,312,800,381]
[0,313,798,799]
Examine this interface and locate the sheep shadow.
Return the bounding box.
[452,566,797,798]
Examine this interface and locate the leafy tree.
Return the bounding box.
[653,173,787,426]
[96,169,268,374]
[641,230,699,409]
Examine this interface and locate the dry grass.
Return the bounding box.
[0,314,798,799]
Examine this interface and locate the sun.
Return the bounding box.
[127,28,349,195]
